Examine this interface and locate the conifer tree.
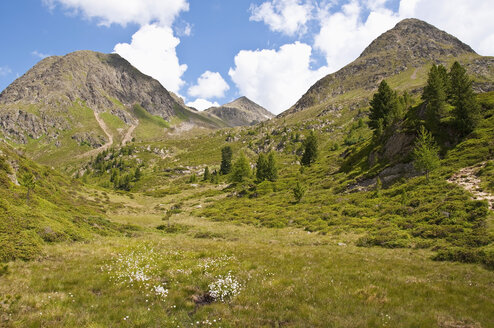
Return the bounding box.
[449,61,480,136]
[231,153,250,183]
[203,166,210,181]
[220,146,233,175]
[368,80,399,135]
[422,64,448,128]
[413,126,440,180]
[19,172,36,205]
[301,131,318,166]
[134,167,141,181]
[256,153,268,182]
[293,181,305,203]
[266,152,278,182]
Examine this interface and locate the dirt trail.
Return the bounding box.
[448,162,494,210]
[121,122,137,146]
[78,112,114,159]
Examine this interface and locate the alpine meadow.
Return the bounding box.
[0,4,494,328]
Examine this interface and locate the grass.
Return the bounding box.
[1,55,493,327]
[0,142,127,262]
[132,104,171,142]
[1,188,493,327]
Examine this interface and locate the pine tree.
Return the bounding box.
[422,64,448,128]
[19,172,36,205]
[301,131,318,166]
[368,80,399,135]
[449,61,480,137]
[256,153,268,182]
[413,126,440,180]
[203,166,210,181]
[134,167,142,181]
[266,152,278,182]
[293,181,305,203]
[220,146,233,175]
[231,153,251,183]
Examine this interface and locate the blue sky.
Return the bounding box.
[1,1,493,114]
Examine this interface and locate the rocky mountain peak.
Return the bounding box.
[205,97,274,127]
[359,18,475,60]
[281,18,492,117]
[0,50,182,120]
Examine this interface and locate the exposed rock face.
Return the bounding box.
[205,97,274,127]
[0,50,224,146]
[281,18,494,117]
[0,109,67,144]
[0,51,182,118]
[71,132,107,148]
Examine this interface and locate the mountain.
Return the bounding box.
[204,96,274,127]
[0,50,226,164]
[281,18,494,118]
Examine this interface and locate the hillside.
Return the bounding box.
[0,141,128,262]
[0,51,226,165]
[280,19,494,119]
[1,18,494,328]
[205,96,274,127]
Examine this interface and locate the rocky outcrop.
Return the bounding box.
[205,97,274,127]
[0,109,67,143]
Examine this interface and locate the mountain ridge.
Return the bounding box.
[205,96,274,127]
[0,50,227,163]
[280,18,494,118]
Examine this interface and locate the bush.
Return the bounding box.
[433,247,494,269]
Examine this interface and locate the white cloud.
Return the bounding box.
[44,0,191,94]
[0,66,12,76]
[229,42,330,114]
[313,0,494,73]
[42,0,189,27]
[314,0,399,72]
[31,50,51,59]
[188,71,230,99]
[398,0,494,55]
[250,0,313,36]
[186,98,220,111]
[114,24,187,94]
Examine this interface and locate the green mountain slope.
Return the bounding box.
[0,141,129,262]
[0,51,226,165]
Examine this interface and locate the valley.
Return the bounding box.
[0,18,493,327]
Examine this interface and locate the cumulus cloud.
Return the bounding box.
[0,66,12,76]
[398,0,494,55]
[250,0,313,36]
[313,0,494,72]
[44,0,191,94]
[314,0,399,72]
[188,71,230,99]
[42,0,189,27]
[229,42,330,114]
[114,24,187,94]
[186,98,220,111]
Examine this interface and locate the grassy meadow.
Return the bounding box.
[1,186,493,327]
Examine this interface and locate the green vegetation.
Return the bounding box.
[0,142,127,263]
[220,146,232,175]
[256,152,278,182]
[230,152,250,183]
[412,126,440,179]
[449,61,481,136]
[301,131,318,166]
[1,43,493,327]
